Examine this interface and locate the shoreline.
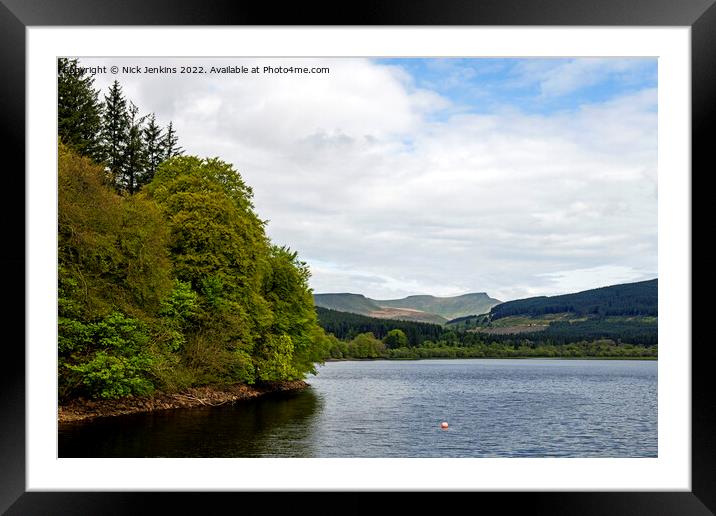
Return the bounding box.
[58,380,309,424]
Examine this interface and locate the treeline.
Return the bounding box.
[59,58,183,194]
[383,340,657,360]
[58,63,330,401]
[316,306,444,345]
[489,279,658,320]
[518,318,657,346]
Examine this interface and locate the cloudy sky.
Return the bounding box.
[78,57,658,301]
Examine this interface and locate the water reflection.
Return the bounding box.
[59,388,322,457]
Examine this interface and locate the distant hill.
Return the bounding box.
[441,279,658,344]
[376,293,502,320]
[313,292,501,324]
[488,279,657,320]
[310,293,382,315]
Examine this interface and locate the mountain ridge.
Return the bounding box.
[313,291,502,323]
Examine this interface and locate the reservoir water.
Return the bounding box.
[58,359,657,458]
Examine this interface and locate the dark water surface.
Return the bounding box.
[58,359,657,458]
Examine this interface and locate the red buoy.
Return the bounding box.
[441,421,449,429]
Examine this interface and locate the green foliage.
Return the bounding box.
[58,144,173,320]
[326,333,657,361]
[255,334,299,381]
[58,146,329,400]
[160,280,199,323]
[383,329,408,349]
[350,333,385,358]
[525,317,658,346]
[60,312,155,399]
[380,340,657,360]
[68,351,154,399]
[316,306,443,345]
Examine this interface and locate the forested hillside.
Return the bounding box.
[316,307,444,345]
[489,279,657,320]
[58,59,330,401]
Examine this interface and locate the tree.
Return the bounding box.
[262,245,326,375]
[144,157,274,382]
[142,113,165,186]
[123,102,148,194]
[350,332,385,358]
[383,329,408,349]
[101,80,130,191]
[57,58,103,162]
[163,121,183,160]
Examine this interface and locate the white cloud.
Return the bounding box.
[511,58,655,98]
[79,57,657,301]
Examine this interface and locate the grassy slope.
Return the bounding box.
[313,293,382,316]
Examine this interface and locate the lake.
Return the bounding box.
[58,359,657,458]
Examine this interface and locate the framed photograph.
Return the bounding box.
[3,0,710,513]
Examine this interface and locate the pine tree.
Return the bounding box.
[101,80,130,191]
[163,122,183,160]
[141,113,165,187]
[57,58,103,162]
[123,102,148,194]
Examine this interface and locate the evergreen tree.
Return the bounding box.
[163,121,183,160]
[101,80,130,191]
[123,102,148,194]
[57,58,103,162]
[141,113,164,187]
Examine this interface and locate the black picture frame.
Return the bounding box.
[1,0,709,514]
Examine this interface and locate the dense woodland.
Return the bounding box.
[316,307,444,345]
[489,279,657,320]
[58,59,330,400]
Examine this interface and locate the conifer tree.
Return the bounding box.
[101,80,130,191]
[163,121,183,160]
[57,58,103,162]
[141,113,164,187]
[123,102,148,194]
